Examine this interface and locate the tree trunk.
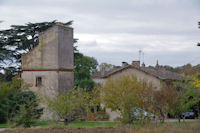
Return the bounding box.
[161,116,165,123]
[178,117,181,123]
[64,115,72,125]
[64,119,69,125]
[94,106,97,121]
[159,110,165,123]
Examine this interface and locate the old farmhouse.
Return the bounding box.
[92,61,186,121]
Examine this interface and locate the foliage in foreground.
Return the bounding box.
[47,88,98,124]
[169,73,200,120]
[101,75,155,124]
[8,91,43,128]
[0,77,43,127]
[169,81,200,121]
[0,77,24,123]
[101,74,200,124]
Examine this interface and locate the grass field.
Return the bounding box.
[67,121,116,128]
[0,120,199,133]
[0,121,116,128]
[0,124,7,128]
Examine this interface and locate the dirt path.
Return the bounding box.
[0,129,5,132]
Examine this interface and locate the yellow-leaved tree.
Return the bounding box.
[190,73,200,88]
[101,75,155,124]
[47,87,96,124]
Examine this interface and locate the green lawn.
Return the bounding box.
[0,120,198,129]
[0,124,7,128]
[67,121,116,128]
[0,121,116,128]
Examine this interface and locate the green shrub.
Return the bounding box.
[8,90,43,128]
[0,76,42,126]
[98,107,106,113]
[97,115,103,120]
[0,76,24,123]
[96,113,109,120]
[0,99,9,123]
[8,96,42,128]
[103,114,109,119]
[79,116,86,122]
[75,79,95,91]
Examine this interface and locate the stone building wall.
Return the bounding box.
[93,67,162,90]
[21,24,74,120]
[108,68,162,90]
[22,71,59,120]
[22,26,59,70]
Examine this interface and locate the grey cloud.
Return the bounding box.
[83,48,200,67]
[0,0,199,67]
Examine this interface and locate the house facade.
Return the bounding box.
[92,61,186,121]
[21,24,74,120]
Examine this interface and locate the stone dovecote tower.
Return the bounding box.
[21,24,74,119]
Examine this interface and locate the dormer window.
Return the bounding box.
[36,76,42,87]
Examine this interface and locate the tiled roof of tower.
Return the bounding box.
[92,65,187,81]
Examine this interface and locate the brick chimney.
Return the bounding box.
[122,62,128,67]
[132,61,140,68]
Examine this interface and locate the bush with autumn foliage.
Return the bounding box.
[101,75,156,124]
[101,74,200,124]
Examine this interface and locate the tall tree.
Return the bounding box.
[0,20,73,76]
[74,53,98,90]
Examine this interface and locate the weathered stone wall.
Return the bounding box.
[92,78,106,86]
[108,68,161,90]
[57,25,74,91]
[93,68,161,90]
[58,26,74,69]
[22,27,59,70]
[22,24,74,72]
[58,71,74,92]
[22,71,59,120]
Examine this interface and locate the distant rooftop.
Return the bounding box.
[92,65,187,81]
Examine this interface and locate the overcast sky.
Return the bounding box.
[0,0,200,67]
